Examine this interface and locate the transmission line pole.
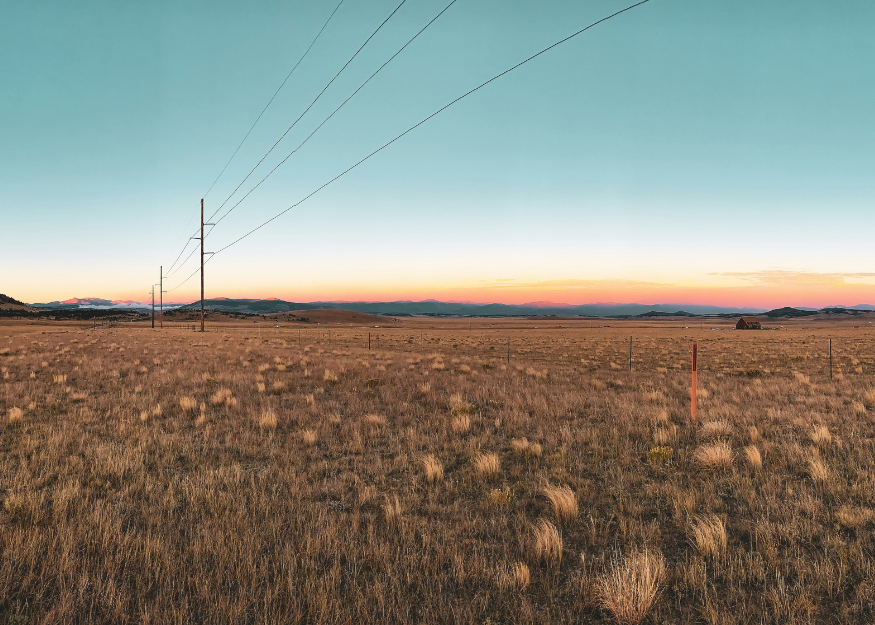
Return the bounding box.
[201,200,205,332]
[151,285,155,329]
[192,199,215,333]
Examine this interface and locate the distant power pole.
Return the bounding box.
[159,266,167,329]
[151,285,156,329]
[193,199,215,333]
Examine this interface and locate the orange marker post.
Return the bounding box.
[690,342,698,421]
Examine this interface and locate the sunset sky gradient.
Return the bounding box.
[2,0,874,308]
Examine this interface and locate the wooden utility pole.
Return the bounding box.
[200,200,205,332]
[195,199,215,333]
[159,266,165,329]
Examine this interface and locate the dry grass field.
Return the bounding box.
[2,315,875,624]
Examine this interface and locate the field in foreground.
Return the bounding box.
[1,319,875,624]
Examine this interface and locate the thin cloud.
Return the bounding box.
[710,270,875,287]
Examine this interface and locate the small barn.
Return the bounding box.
[736,317,762,330]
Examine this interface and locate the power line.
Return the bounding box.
[211,0,460,229]
[204,0,409,225]
[167,0,653,292]
[166,1,344,276]
[201,0,345,201]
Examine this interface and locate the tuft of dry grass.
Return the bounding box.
[689,514,727,561]
[808,457,830,486]
[451,414,471,435]
[496,562,530,591]
[178,396,197,413]
[510,437,542,458]
[743,445,762,470]
[363,414,386,427]
[532,519,562,565]
[694,442,732,470]
[749,426,760,443]
[421,454,444,484]
[700,420,732,439]
[473,452,500,480]
[836,505,874,529]
[323,369,338,383]
[598,549,665,625]
[543,486,577,525]
[653,425,677,446]
[809,425,831,447]
[383,495,402,525]
[300,429,317,446]
[8,406,23,423]
[259,409,277,431]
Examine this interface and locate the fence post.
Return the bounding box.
[421,334,423,355]
[829,338,833,380]
[690,342,698,421]
[629,335,633,372]
[507,337,510,364]
[369,332,371,351]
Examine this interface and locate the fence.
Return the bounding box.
[168,325,875,379]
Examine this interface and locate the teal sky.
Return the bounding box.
[2,0,874,307]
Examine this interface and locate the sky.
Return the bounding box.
[2,0,874,308]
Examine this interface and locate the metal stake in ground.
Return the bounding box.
[690,342,698,421]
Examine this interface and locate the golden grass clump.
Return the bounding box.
[749,426,760,443]
[807,457,830,485]
[449,393,476,416]
[836,506,874,529]
[510,438,542,458]
[863,388,875,408]
[363,414,386,427]
[300,429,317,446]
[544,486,577,524]
[809,425,831,447]
[694,443,732,470]
[210,388,236,407]
[323,369,338,383]
[383,495,402,525]
[473,452,500,480]
[8,406,23,423]
[421,454,444,484]
[653,425,676,446]
[496,562,530,591]
[270,381,287,394]
[258,409,278,431]
[53,374,67,384]
[178,396,197,413]
[598,549,665,625]
[743,445,762,470]
[689,514,727,561]
[256,382,265,393]
[532,519,562,565]
[648,446,673,464]
[451,414,471,435]
[699,420,732,439]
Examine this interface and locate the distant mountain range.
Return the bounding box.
[25,296,875,318]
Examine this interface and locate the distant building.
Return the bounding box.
[736,317,762,330]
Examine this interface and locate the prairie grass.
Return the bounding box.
[694,442,733,469]
[421,454,444,484]
[473,452,500,480]
[1,320,875,623]
[543,486,577,524]
[689,514,727,561]
[598,549,665,625]
[744,445,762,470]
[532,519,562,565]
[496,562,530,592]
